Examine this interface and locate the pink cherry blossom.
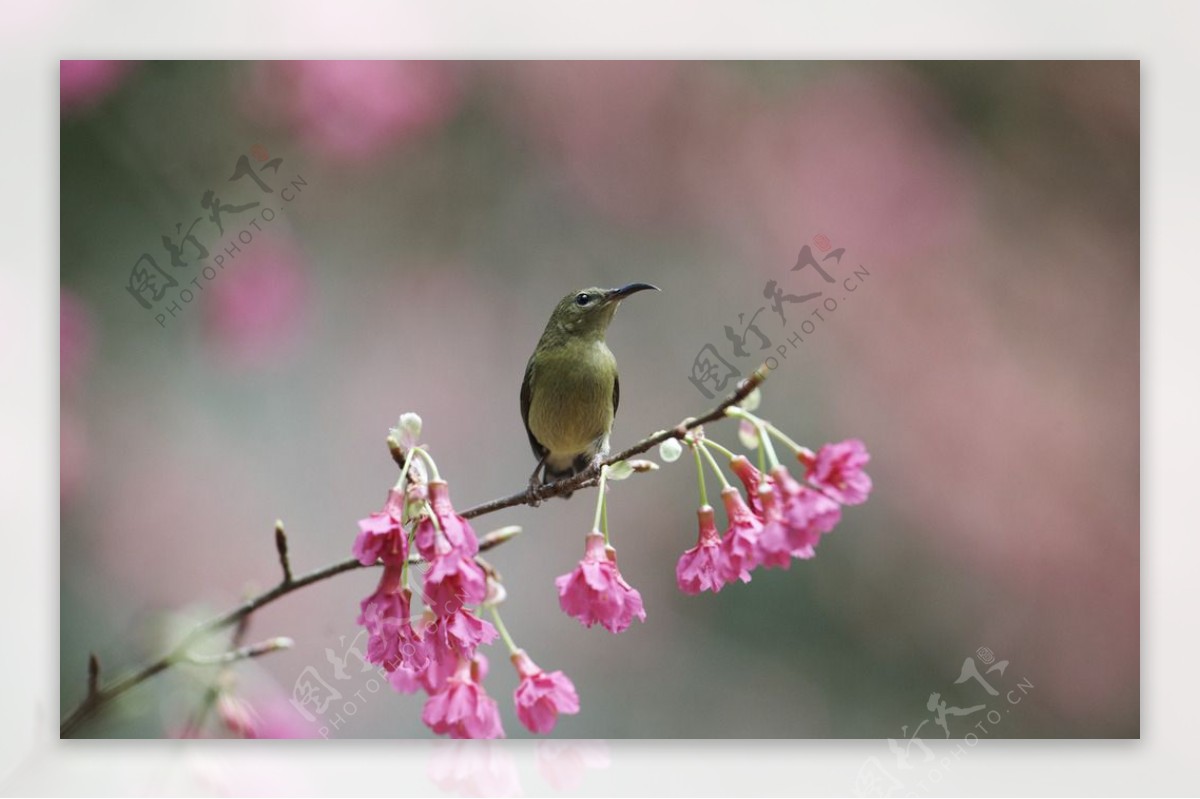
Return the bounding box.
[676,505,728,594]
[414,479,480,560]
[805,439,873,505]
[555,532,646,633]
[422,658,505,739]
[728,455,768,517]
[754,483,796,569]
[357,570,426,669]
[426,609,498,667]
[387,613,450,695]
[771,464,842,553]
[511,650,580,734]
[423,544,488,617]
[352,489,407,566]
[387,662,425,695]
[717,487,762,583]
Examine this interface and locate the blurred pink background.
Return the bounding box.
[60,60,1137,738]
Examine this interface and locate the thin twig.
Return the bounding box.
[274,520,293,585]
[181,637,294,666]
[231,612,251,648]
[59,367,767,737]
[180,610,254,738]
[60,558,364,737]
[87,654,100,698]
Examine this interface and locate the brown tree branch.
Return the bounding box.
[59,367,767,737]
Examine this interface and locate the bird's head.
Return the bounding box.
[545,283,660,339]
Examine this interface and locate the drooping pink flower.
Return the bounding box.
[426,609,499,668]
[360,593,408,666]
[804,439,873,505]
[414,479,480,560]
[357,569,426,668]
[423,543,488,617]
[729,455,766,518]
[387,611,449,695]
[771,464,842,553]
[387,661,425,695]
[555,532,646,633]
[511,650,580,734]
[352,489,408,566]
[61,60,134,116]
[717,487,762,583]
[422,658,505,739]
[675,505,728,594]
[754,483,796,569]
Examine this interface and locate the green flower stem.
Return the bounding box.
[592,465,609,541]
[413,446,441,481]
[393,446,420,588]
[488,605,518,655]
[728,407,780,471]
[691,440,709,507]
[702,438,737,461]
[393,446,418,494]
[758,422,781,470]
[401,530,414,590]
[762,419,813,459]
[697,440,732,489]
[601,489,609,541]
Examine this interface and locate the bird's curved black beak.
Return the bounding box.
[604,282,660,303]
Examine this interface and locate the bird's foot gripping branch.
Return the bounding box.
[61,366,873,738]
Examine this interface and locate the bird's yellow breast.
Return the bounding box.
[527,340,616,463]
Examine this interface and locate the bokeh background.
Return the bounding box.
[60,60,1138,739]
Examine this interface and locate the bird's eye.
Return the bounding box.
[575,293,591,306]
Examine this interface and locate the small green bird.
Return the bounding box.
[521,283,660,490]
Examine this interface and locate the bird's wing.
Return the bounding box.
[613,369,620,417]
[520,355,548,461]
